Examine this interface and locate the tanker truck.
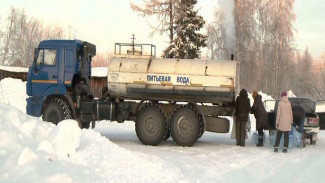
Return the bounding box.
[26,39,236,146]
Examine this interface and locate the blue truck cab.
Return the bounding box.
[26,40,96,126]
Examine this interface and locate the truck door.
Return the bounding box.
[316,100,325,130]
[31,48,58,96]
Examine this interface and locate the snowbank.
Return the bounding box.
[0,103,183,183]
[91,67,107,77]
[0,66,107,77]
[0,66,28,73]
[316,102,325,112]
[0,78,28,113]
[287,90,296,97]
[1,77,325,182]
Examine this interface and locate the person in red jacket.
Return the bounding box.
[274,91,293,153]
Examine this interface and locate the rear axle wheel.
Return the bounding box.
[170,107,200,146]
[136,105,166,146]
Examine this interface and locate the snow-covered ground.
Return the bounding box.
[1,78,325,183]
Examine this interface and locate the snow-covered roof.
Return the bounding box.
[0,66,28,73]
[0,66,107,77]
[91,67,107,77]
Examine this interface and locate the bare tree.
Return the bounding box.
[233,0,296,96]
[130,0,179,44]
[266,0,296,96]
[0,7,65,67]
[0,16,3,55]
[234,0,260,92]
[207,2,235,60]
[1,7,17,65]
[92,52,112,67]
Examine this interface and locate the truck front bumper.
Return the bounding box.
[26,96,44,117]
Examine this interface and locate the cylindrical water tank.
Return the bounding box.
[107,57,236,104]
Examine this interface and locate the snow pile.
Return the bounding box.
[0,78,28,112]
[287,90,296,97]
[316,101,325,112]
[0,66,28,73]
[17,147,38,166]
[92,67,107,77]
[0,102,183,183]
[1,77,325,182]
[48,120,81,157]
[0,66,107,77]
[247,91,274,103]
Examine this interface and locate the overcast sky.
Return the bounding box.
[0,0,324,57]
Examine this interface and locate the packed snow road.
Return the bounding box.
[1,78,325,183]
[95,121,325,183]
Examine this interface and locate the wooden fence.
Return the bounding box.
[0,68,107,98]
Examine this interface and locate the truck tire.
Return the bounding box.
[43,99,72,125]
[170,107,200,146]
[310,136,317,145]
[198,115,204,139]
[82,122,91,129]
[164,128,171,140]
[163,117,170,140]
[136,105,166,146]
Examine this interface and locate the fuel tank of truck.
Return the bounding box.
[107,57,236,104]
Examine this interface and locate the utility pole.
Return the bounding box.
[131,34,136,55]
[68,25,71,40]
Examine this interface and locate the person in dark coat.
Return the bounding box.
[251,90,268,147]
[235,89,251,146]
[292,105,305,133]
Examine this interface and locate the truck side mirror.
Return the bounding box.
[34,49,39,63]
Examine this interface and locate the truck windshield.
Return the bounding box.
[35,49,57,66]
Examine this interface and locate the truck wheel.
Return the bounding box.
[170,107,200,146]
[164,128,171,140]
[310,136,317,145]
[198,116,204,139]
[82,122,90,129]
[43,99,72,125]
[163,117,171,140]
[136,106,166,146]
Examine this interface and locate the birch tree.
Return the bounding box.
[130,0,179,43]
[207,2,235,60]
[1,7,17,65]
[0,7,64,66]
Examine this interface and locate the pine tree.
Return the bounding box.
[162,0,207,59]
